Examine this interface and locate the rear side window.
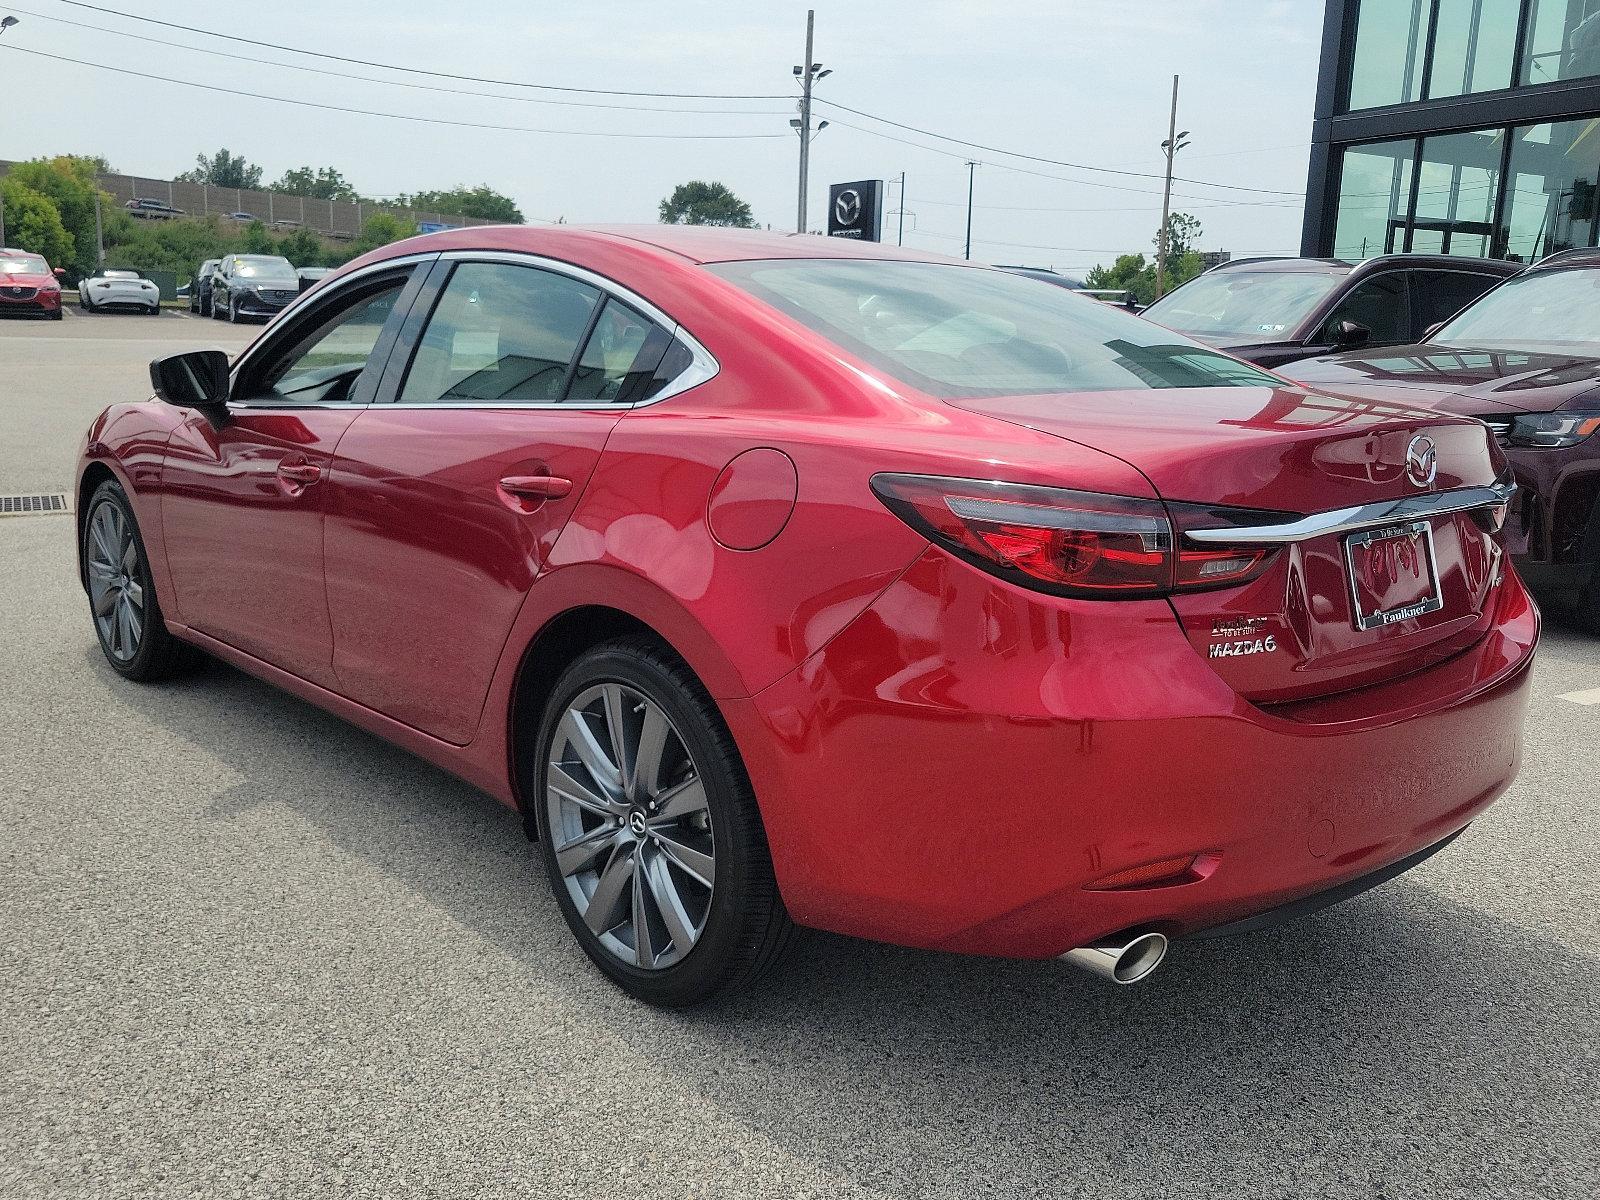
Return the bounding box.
[708,259,1281,398]
[566,299,670,403]
[400,262,601,404]
[1410,270,1502,334]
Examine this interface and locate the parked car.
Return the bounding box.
[123,198,185,220]
[76,226,1536,1006]
[0,248,66,320]
[296,266,333,293]
[999,265,1086,290]
[1285,248,1600,629]
[226,212,256,221]
[208,253,299,323]
[78,268,160,315]
[1142,255,1519,368]
[189,259,221,316]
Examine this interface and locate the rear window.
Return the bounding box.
[708,259,1279,398]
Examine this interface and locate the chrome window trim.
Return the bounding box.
[226,252,441,393]
[423,248,720,407]
[1184,481,1516,546]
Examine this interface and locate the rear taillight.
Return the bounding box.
[871,473,1279,599]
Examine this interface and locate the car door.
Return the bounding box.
[159,259,429,687]
[323,253,674,744]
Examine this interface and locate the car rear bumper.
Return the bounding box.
[729,547,1539,959]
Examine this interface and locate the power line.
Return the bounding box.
[815,98,1302,196]
[50,0,789,99]
[5,5,790,116]
[0,44,790,140]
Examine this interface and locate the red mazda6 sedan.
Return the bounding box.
[75,226,1537,1005]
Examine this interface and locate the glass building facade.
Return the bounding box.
[1304,0,1600,262]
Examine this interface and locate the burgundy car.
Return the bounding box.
[0,248,66,320]
[1286,249,1600,631]
[75,227,1536,1005]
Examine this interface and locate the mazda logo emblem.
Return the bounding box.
[834,189,861,227]
[627,810,649,836]
[1405,434,1438,488]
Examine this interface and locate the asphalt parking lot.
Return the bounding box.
[2,312,1597,1200]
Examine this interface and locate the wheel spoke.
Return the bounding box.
[632,856,653,968]
[651,776,707,824]
[559,709,621,795]
[654,831,715,889]
[644,849,697,956]
[89,508,114,563]
[92,587,117,617]
[107,601,124,656]
[124,579,144,610]
[583,844,636,936]
[549,761,625,818]
[120,537,138,577]
[87,557,117,581]
[601,685,633,791]
[118,598,139,654]
[554,823,620,877]
[631,703,670,800]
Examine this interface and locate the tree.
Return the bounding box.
[1085,213,1207,304]
[658,181,755,228]
[0,178,74,268]
[5,157,109,278]
[241,220,277,254]
[273,166,362,202]
[1160,212,1203,259]
[178,149,263,190]
[103,216,243,282]
[348,212,417,258]
[273,226,326,268]
[396,184,522,223]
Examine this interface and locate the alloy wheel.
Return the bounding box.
[545,683,715,971]
[86,501,144,662]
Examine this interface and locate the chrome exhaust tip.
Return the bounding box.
[1060,931,1169,985]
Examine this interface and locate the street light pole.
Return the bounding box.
[897,170,906,246]
[0,16,17,248]
[1155,75,1190,300]
[964,161,978,260]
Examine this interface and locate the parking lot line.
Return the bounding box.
[1557,687,1600,705]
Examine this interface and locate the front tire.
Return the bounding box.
[83,481,199,682]
[534,639,792,1006]
[227,296,239,323]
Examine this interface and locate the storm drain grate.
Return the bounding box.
[0,494,72,517]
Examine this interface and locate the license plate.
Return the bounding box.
[1343,519,1443,631]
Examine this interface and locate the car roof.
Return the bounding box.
[365,223,970,268]
[1207,253,1519,277]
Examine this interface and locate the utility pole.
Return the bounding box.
[1155,75,1189,299]
[796,10,816,234]
[897,170,906,246]
[964,161,978,260]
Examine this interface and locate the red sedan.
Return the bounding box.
[75,226,1537,1005]
[0,248,66,319]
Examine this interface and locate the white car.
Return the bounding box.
[79,269,161,315]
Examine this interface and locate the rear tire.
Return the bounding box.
[83,480,200,682]
[533,638,793,1006]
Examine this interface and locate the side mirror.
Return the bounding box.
[53,267,66,278]
[1333,319,1371,348]
[1422,321,1445,342]
[150,350,230,413]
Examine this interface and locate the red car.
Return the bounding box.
[74,226,1537,1005]
[0,248,65,319]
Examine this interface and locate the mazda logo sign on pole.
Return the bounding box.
[827,179,885,241]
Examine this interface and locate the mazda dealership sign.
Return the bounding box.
[827,180,885,241]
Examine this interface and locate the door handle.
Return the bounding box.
[499,474,573,500]
[277,461,322,485]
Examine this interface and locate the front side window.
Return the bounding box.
[1318,274,1409,343]
[400,263,601,404]
[243,279,407,404]
[1144,270,1345,343]
[709,259,1282,398]
[1409,270,1504,332]
[1436,266,1600,348]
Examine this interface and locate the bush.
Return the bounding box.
[0,178,73,269]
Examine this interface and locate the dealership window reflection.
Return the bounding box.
[1333,140,1416,258]
[1502,119,1600,259]
[1411,129,1503,255]
[1523,0,1600,85]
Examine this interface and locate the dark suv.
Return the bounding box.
[1142,255,1518,368]
[1286,250,1600,629]
[209,254,300,323]
[189,259,220,317]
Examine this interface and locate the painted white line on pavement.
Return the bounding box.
[1558,687,1600,705]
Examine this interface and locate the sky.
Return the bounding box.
[0,0,1324,275]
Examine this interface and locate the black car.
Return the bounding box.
[1141,254,1519,368]
[209,254,300,323]
[189,259,221,316]
[124,198,185,220]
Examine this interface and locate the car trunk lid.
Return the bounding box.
[945,384,1509,704]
